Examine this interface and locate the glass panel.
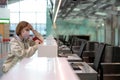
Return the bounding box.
[10,12,19,23]
[8,2,20,12]
[36,13,46,23]
[19,0,46,12]
[36,24,46,35]
[8,0,47,36]
[10,23,17,30]
[20,13,36,23]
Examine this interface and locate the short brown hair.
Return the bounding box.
[16,21,29,36]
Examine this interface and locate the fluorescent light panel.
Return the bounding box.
[0,20,9,23]
[95,12,107,16]
[53,0,62,23]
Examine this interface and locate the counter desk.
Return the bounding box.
[0,57,80,80]
[69,62,97,80]
[37,38,82,62]
[38,39,58,57]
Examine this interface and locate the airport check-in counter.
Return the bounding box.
[0,57,80,80]
[38,39,58,57]
[0,38,97,80]
[37,38,97,80]
[69,61,97,80]
[37,38,82,61]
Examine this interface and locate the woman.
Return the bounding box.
[2,21,44,73]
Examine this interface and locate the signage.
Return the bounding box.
[0,8,10,23]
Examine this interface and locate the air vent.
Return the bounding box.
[73,0,77,1]
[72,0,77,3]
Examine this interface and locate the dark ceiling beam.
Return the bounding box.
[84,0,100,10]
[100,4,112,9]
[88,3,112,16]
[75,0,103,17]
[88,1,116,18]
[62,0,80,19]
[58,0,72,17]
[57,0,118,22]
[62,4,76,19]
[50,0,53,9]
[114,0,120,6]
[60,0,68,9]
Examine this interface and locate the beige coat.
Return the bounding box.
[2,30,43,73]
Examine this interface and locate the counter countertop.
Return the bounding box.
[0,57,80,80]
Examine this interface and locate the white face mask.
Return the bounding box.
[22,31,30,40]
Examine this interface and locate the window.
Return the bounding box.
[8,0,47,36]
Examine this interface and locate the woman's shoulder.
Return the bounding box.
[10,36,21,43]
[10,37,17,42]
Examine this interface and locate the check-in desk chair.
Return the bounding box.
[103,45,120,80]
[70,43,106,80]
[82,41,99,63]
[58,35,73,48]
[92,43,106,80]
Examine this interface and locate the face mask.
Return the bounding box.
[22,31,30,40]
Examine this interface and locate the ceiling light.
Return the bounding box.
[53,0,62,23]
[117,6,120,11]
[73,8,80,11]
[95,12,107,16]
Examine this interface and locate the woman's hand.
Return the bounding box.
[27,24,34,31]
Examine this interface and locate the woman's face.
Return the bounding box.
[21,26,30,40]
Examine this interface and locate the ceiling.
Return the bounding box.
[8,0,24,4]
[0,0,7,5]
[53,0,120,24]
[0,0,23,5]
[1,0,120,24]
